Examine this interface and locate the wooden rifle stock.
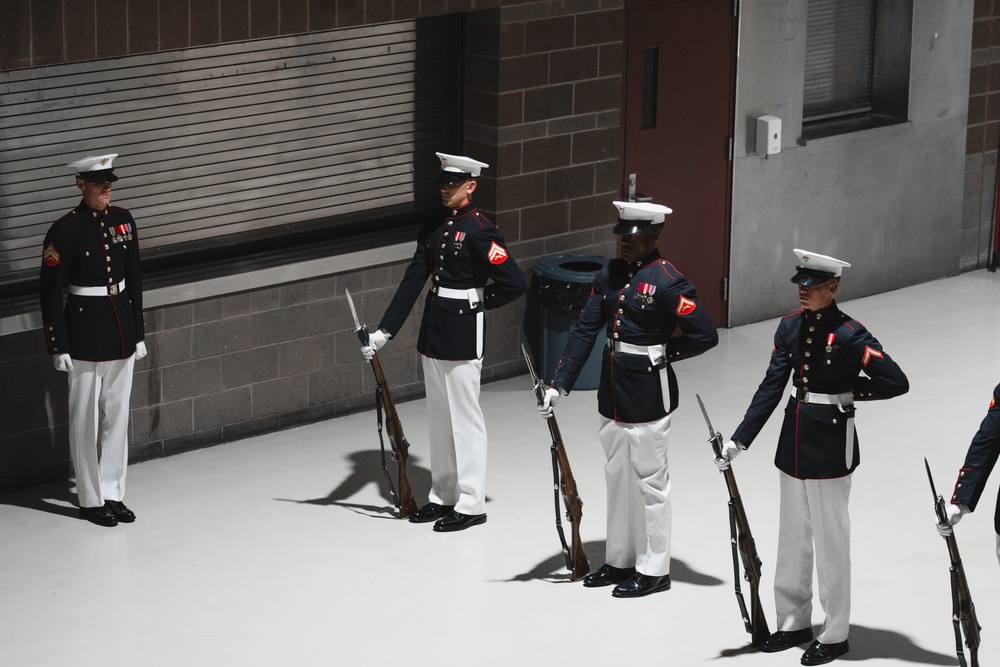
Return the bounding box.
[366,350,418,519]
[926,459,981,667]
[522,344,589,581]
[697,395,770,646]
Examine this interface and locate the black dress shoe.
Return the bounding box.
[611,572,671,598]
[582,564,636,588]
[408,503,455,524]
[105,500,135,523]
[432,510,487,532]
[801,640,849,665]
[759,628,814,653]
[79,505,118,527]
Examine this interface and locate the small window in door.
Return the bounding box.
[802,0,912,141]
[642,47,658,130]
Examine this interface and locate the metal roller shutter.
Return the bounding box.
[803,0,876,123]
[0,17,459,290]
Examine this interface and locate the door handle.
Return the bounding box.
[627,173,654,202]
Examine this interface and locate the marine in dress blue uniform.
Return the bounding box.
[719,249,908,665]
[39,153,146,527]
[361,153,526,532]
[940,382,1000,566]
[542,201,718,597]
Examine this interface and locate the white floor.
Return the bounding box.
[2,271,1000,667]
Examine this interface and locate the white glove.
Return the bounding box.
[361,329,390,361]
[538,387,560,417]
[53,354,74,372]
[715,439,742,471]
[936,503,969,537]
[134,341,147,360]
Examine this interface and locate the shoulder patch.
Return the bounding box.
[676,295,697,316]
[42,243,61,267]
[487,241,508,264]
[861,345,884,367]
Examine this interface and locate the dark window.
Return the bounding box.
[802,0,912,141]
[0,17,461,297]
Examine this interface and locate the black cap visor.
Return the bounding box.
[78,168,118,184]
[791,266,836,286]
[613,218,660,236]
[435,170,473,185]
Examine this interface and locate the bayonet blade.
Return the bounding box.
[696,394,716,437]
[521,343,539,385]
[925,457,939,500]
[345,288,362,331]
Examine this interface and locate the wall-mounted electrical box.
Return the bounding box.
[756,115,781,157]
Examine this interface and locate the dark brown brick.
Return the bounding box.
[987,92,1000,122]
[336,0,364,27]
[523,135,571,172]
[497,142,523,175]
[392,0,419,20]
[132,400,194,444]
[570,193,617,230]
[519,201,570,240]
[222,346,280,388]
[365,0,392,24]
[190,0,220,45]
[986,120,1000,152]
[466,13,500,55]
[974,18,992,51]
[498,53,548,91]
[127,0,159,54]
[161,357,223,402]
[499,21,524,57]
[550,46,599,83]
[968,124,985,155]
[308,0,337,30]
[574,77,620,113]
[160,0,190,50]
[593,158,621,193]
[0,0,32,70]
[971,64,989,96]
[546,163,595,201]
[220,0,250,42]
[497,90,524,126]
[31,0,64,66]
[253,375,308,416]
[975,0,993,21]
[280,0,309,33]
[524,16,574,55]
[466,52,500,94]
[598,42,622,77]
[572,126,619,163]
[524,83,573,122]
[194,386,252,431]
[96,0,128,58]
[576,9,622,47]
[496,172,546,210]
[64,1,96,62]
[249,0,278,38]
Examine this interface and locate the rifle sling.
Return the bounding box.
[551,442,573,571]
[374,382,400,510]
[949,566,969,667]
[728,499,754,634]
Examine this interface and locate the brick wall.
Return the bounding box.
[963,0,1000,270]
[0,0,620,492]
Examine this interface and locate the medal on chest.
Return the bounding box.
[452,230,465,251]
[107,222,133,244]
[633,282,656,307]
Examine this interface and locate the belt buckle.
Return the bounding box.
[108,284,119,296]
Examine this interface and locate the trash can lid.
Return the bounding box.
[531,254,608,281]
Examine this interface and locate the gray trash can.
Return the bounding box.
[530,254,608,390]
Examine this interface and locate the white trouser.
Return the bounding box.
[421,356,487,515]
[996,534,999,568]
[598,415,672,577]
[775,471,852,644]
[67,356,135,508]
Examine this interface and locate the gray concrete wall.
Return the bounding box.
[729,0,974,325]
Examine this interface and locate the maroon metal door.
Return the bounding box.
[622,0,737,326]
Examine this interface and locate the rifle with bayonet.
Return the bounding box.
[697,394,770,646]
[522,343,589,581]
[345,288,417,519]
[925,457,981,667]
